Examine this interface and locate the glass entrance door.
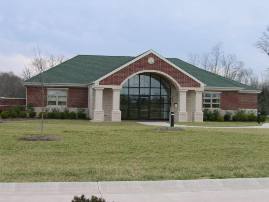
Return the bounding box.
[120,73,171,120]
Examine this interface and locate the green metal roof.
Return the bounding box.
[25,54,255,90]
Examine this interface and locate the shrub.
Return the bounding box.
[8,110,18,118]
[72,195,106,202]
[247,113,257,122]
[18,111,27,118]
[69,111,77,119]
[13,105,25,114]
[47,112,55,119]
[224,112,232,121]
[212,110,223,122]
[232,110,248,122]
[77,109,87,119]
[203,109,213,121]
[27,104,34,112]
[28,111,36,118]
[38,112,47,119]
[0,111,9,119]
[259,115,266,123]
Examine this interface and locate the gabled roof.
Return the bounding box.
[25,52,256,90]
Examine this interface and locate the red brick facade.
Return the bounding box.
[26,86,88,108]
[27,87,47,107]
[100,53,201,87]
[67,87,88,108]
[0,97,26,111]
[221,91,257,110]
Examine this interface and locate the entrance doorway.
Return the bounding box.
[120,73,171,120]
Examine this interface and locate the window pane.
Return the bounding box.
[140,88,150,95]
[48,101,57,105]
[151,75,160,88]
[212,104,220,108]
[151,88,160,95]
[161,88,168,95]
[129,75,139,87]
[203,104,211,108]
[121,87,128,95]
[140,74,150,87]
[151,96,161,104]
[129,88,139,95]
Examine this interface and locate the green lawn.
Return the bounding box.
[0,120,269,182]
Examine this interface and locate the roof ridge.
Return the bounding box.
[77,54,134,58]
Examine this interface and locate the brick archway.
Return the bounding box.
[99,53,201,88]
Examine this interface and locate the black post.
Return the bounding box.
[170,112,175,127]
[257,111,261,124]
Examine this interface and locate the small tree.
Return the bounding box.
[23,48,65,135]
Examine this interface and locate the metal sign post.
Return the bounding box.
[170,112,175,127]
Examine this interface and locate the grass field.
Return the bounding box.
[0,120,269,182]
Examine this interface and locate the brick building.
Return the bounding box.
[24,50,260,122]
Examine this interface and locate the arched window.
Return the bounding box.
[120,73,171,120]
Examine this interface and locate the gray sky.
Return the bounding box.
[0,0,268,77]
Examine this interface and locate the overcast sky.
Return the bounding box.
[0,0,268,77]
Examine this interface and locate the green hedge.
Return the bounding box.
[203,109,262,122]
[0,106,87,120]
[38,109,87,120]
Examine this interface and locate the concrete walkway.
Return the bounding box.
[138,122,269,129]
[2,178,269,202]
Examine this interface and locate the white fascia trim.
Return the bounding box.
[205,86,243,91]
[24,82,88,87]
[0,97,26,99]
[239,90,261,94]
[94,49,205,87]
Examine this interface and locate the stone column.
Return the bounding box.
[92,86,104,121]
[111,87,121,122]
[177,89,188,122]
[194,90,203,122]
[88,85,93,120]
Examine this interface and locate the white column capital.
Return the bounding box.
[112,86,122,91]
[93,86,104,90]
[178,89,188,92]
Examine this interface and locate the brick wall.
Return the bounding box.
[67,87,88,108]
[0,97,26,111]
[100,53,200,87]
[221,91,257,110]
[26,86,88,108]
[27,87,47,107]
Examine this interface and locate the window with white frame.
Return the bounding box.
[47,89,67,107]
[203,92,221,109]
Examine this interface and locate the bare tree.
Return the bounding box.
[23,49,65,136]
[23,53,64,80]
[257,26,269,56]
[209,44,223,74]
[188,44,258,86]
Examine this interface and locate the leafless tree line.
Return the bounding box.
[188,44,259,87]
[0,72,25,98]
[23,51,64,80]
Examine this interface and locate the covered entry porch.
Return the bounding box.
[88,71,203,122]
